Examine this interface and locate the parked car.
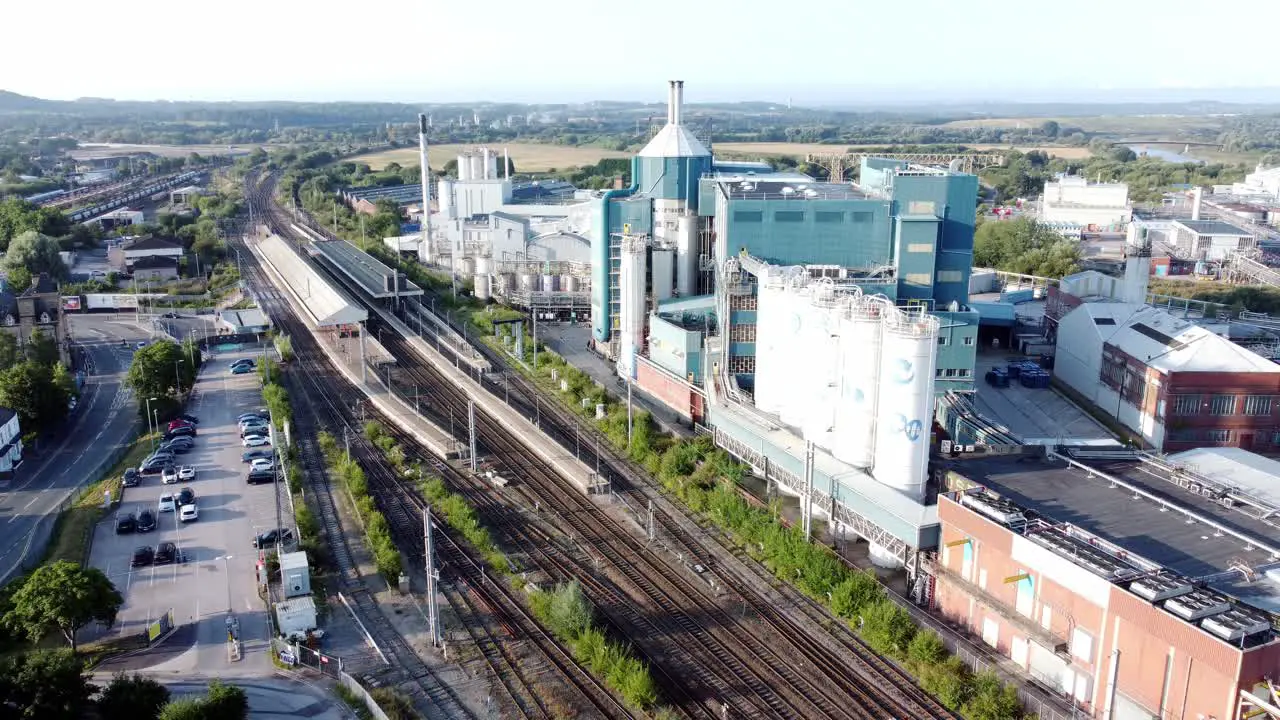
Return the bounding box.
[122,469,140,488]
[179,505,198,522]
[178,465,196,481]
[240,426,269,439]
[140,459,171,475]
[246,469,275,485]
[136,509,157,532]
[115,512,137,534]
[135,341,147,350]
[237,412,266,423]
[177,487,195,506]
[231,365,255,375]
[158,494,176,513]
[161,466,179,484]
[230,359,255,369]
[159,441,191,456]
[249,458,274,473]
[166,419,193,432]
[242,435,270,448]
[160,312,180,319]
[179,414,199,425]
[253,528,294,548]
[242,449,274,463]
[165,426,197,439]
[154,542,178,564]
[131,546,154,567]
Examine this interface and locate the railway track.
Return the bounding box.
[253,168,952,718]
[242,171,630,720]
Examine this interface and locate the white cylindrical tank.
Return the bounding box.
[469,153,485,182]
[459,257,475,275]
[474,274,491,300]
[498,273,515,295]
[456,153,471,181]
[542,274,558,292]
[437,179,456,220]
[800,289,841,446]
[618,236,648,379]
[870,309,939,501]
[752,280,784,415]
[651,248,674,301]
[563,276,580,292]
[519,273,538,292]
[474,256,491,276]
[868,544,904,570]
[831,298,883,467]
[675,213,698,297]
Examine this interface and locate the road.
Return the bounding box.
[0,316,154,584]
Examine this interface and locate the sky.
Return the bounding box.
[7,0,1280,105]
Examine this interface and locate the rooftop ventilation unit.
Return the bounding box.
[780,187,795,195]
[1201,606,1272,642]
[960,491,1027,528]
[1128,573,1194,603]
[804,189,818,197]
[1164,588,1232,622]
[1028,528,1141,581]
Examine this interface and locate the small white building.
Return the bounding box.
[279,550,311,599]
[1225,165,1280,202]
[273,596,318,641]
[0,407,22,479]
[1170,220,1253,261]
[109,236,184,272]
[1041,175,1131,228]
[95,209,145,230]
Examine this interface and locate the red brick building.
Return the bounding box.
[931,454,1280,719]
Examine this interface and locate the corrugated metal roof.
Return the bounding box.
[1173,220,1251,236]
[256,235,367,328]
[637,125,710,158]
[1166,447,1280,510]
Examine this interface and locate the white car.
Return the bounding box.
[179,504,198,522]
[158,494,176,513]
[242,435,270,448]
[249,458,274,473]
[161,466,178,484]
[178,465,196,481]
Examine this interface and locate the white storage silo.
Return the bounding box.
[468,153,485,182]
[437,179,456,220]
[563,275,580,292]
[474,274,491,300]
[753,281,783,414]
[519,272,538,292]
[542,273,558,292]
[498,273,516,295]
[778,286,816,429]
[799,287,841,446]
[618,235,648,379]
[651,248,674,301]
[870,309,939,501]
[459,256,475,275]
[456,153,471,181]
[675,213,698,297]
[831,297,883,468]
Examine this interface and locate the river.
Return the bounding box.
[1128,144,1203,164]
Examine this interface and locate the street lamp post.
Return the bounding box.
[145,397,159,450]
[174,358,185,394]
[216,555,234,613]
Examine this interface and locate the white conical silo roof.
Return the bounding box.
[637,124,710,158]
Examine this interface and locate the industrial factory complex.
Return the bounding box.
[305,81,1280,719]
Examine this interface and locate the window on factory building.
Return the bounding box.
[1172,394,1200,415]
[945,369,957,377]
[908,243,934,253]
[1070,628,1094,662]
[815,211,844,223]
[1209,394,1236,415]
[936,368,946,378]
[774,211,805,223]
[851,211,873,223]
[937,336,949,345]
[733,211,763,223]
[963,336,975,346]
[936,270,963,282]
[1206,429,1230,443]
[1244,395,1273,416]
[958,369,971,378]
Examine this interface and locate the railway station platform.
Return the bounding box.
[252,235,367,328]
[310,240,423,299]
[373,301,598,493]
[247,236,454,459]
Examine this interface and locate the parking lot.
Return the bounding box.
[86,347,292,672]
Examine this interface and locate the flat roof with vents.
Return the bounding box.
[721,180,869,201]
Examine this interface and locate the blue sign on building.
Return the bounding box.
[400,223,420,234]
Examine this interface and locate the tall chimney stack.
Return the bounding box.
[674,80,684,126]
[1191,186,1203,221]
[667,81,676,125]
[417,113,433,264]
[503,147,510,181]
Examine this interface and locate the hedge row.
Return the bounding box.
[528,581,660,712]
[317,431,402,583]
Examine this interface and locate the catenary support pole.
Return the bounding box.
[468,400,477,472]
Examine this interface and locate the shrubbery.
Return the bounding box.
[318,430,402,582]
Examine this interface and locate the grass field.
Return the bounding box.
[940,115,1229,134]
[712,141,1094,160]
[70,143,267,160]
[351,143,630,172]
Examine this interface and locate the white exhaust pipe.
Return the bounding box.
[674,80,684,127]
[417,113,433,264]
[667,81,676,125]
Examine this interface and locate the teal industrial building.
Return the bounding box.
[585,81,984,574]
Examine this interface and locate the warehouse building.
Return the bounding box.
[1170,219,1254,261]
[1053,301,1280,452]
[934,450,1280,720]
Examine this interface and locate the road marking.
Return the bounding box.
[22,496,41,511]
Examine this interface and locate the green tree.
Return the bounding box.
[25,327,60,367]
[0,361,71,433]
[0,199,70,252]
[97,672,171,720]
[0,333,19,369]
[2,561,123,651]
[0,649,96,720]
[973,217,1081,278]
[1039,120,1060,138]
[1,230,69,283]
[158,698,206,720]
[5,265,33,294]
[858,599,917,657]
[126,340,195,402]
[202,679,249,719]
[961,670,1023,720]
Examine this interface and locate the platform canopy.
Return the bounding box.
[311,240,423,299]
[257,235,367,327]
